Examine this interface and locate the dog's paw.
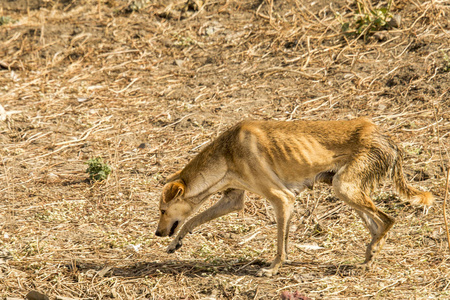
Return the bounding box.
[166,240,182,254]
[256,267,278,277]
[357,262,372,271]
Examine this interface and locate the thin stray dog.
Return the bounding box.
[155,118,433,276]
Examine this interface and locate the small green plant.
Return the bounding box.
[174,35,196,47]
[340,0,393,39]
[127,0,149,12]
[173,33,202,48]
[0,16,17,26]
[86,157,111,181]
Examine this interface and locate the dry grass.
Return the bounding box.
[0,0,449,299]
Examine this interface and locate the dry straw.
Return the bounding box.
[0,0,449,298]
[444,168,450,252]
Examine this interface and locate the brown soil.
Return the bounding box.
[1,0,449,299]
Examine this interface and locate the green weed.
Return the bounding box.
[0,16,17,26]
[339,0,393,39]
[86,157,112,181]
[128,0,149,12]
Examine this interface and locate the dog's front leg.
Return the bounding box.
[257,192,295,277]
[167,189,245,253]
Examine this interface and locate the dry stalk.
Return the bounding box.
[432,102,450,253]
[444,168,450,253]
[97,0,102,20]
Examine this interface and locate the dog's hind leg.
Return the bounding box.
[332,174,395,268]
[166,189,245,253]
[354,209,393,265]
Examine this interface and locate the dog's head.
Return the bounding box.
[155,173,193,237]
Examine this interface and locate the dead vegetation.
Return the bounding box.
[0,0,449,299]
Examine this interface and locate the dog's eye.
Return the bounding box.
[161,210,166,215]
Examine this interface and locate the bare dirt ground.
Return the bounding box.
[1,0,450,299]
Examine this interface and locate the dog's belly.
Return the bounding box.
[285,179,313,194]
[283,169,336,194]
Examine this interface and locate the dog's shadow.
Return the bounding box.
[115,259,265,278]
[68,259,364,279]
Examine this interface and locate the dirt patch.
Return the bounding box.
[1,0,449,299]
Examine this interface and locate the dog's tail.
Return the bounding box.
[392,149,434,206]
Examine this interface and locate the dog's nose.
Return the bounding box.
[155,230,162,237]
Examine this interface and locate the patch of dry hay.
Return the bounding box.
[0,0,449,298]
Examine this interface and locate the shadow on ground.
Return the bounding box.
[63,258,365,279]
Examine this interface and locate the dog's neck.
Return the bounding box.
[179,166,233,211]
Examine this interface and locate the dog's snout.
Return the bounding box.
[155,230,163,237]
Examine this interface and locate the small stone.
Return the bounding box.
[47,173,60,183]
[0,104,6,121]
[97,266,112,277]
[281,291,291,300]
[161,38,173,47]
[373,32,387,41]
[174,59,185,67]
[137,143,146,149]
[26,291,50,300]
[388,14,401,28]
[0,249,12,264]
[126,244,142,252]
[110,288,118,298]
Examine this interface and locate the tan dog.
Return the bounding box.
[155,118,433,276]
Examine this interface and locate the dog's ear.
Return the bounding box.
[165,170,181,183]
[162,180,185,203]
